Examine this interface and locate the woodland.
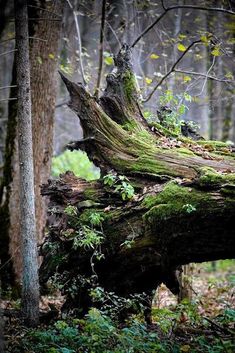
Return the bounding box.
[0,0,235,352]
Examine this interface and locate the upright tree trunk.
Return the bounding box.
[0,0,63,287]
[14,0,39,326]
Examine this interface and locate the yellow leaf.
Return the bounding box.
[211,46,222,56]
[178,34,187,40]
[49,53,55,59]
[104,57,114,65]
[200,35,209,43]
[145,77,153,85]
[177,43,187,52]
[183,75,192,83]
[225,72,234,79]
[180,345,190,352]
[150,53,159,59]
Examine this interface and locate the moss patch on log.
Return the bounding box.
[198,167,235,188]
[142,181,216,224]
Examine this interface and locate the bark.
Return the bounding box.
[40,44,235,319]
[14,0,39,326]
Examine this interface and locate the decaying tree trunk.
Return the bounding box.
[40,44,235,320]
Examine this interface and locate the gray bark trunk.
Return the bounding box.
[14,0,39,327]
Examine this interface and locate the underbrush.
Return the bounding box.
[4,261,235,353]
[6,305,235,353]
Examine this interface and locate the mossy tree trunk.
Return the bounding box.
[40,44,235,320]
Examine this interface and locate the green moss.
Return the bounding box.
[149,122,179,138]
[123,70,138,102]
[142,181,212,224]
[83,188,100,200]
[176,147,195,156]
[198,167,235,188]
[122,121,139,132]
[198,140,232,148]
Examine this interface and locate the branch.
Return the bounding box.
[94,0,107,98]
[174,69,234,83]
[0,85,17,90]
[143,40,201,103]
[27,4,62,18]
[131,3,235,48]
[0,49,17,57]
[66,0,87,87]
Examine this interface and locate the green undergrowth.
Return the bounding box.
[10,305,235,353]
[52,150,100,180]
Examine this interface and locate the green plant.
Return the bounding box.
[182,204,196,214]
[73,225,104,250]
[103,173,135,200]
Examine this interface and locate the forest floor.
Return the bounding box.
[1,260,235,353]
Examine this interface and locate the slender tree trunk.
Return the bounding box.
[14,0,39,326]
[0,0,63,288]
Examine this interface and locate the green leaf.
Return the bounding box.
[177,43,186,52]
[150,53,159,59]
[184,92,192,102]
[37,56,42,65]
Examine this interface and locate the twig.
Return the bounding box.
[174,69,234,83]
[106,21,122,51]
[131,10,168,48]
[94,0,107,98]
[0,49,17,58]
[27,4,62,18]
[143,40,201,102]
[0,38,15,44]
[197,55,216,96]
[131,3,235,48]
[66,0,87,87]
[55,100,69,108]
[28,18,61,21]
[29,36,47,42]
[0,98,17,102]
[0,85,17,90]
[204,317,234,335]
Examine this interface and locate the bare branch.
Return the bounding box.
[131,3,235,48]
[143,40,201,103]
[27,4,62,18]
[131,11,167,48]
[0,38,15,44]
[94,0,107,98]
[0,49,17,57]
[0,85,17,90]
[28,18,61,21]
[66,0,87,87]
[174,69,234,83]
[0,98,17,102]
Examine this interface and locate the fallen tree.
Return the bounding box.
[40,45,235,321]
